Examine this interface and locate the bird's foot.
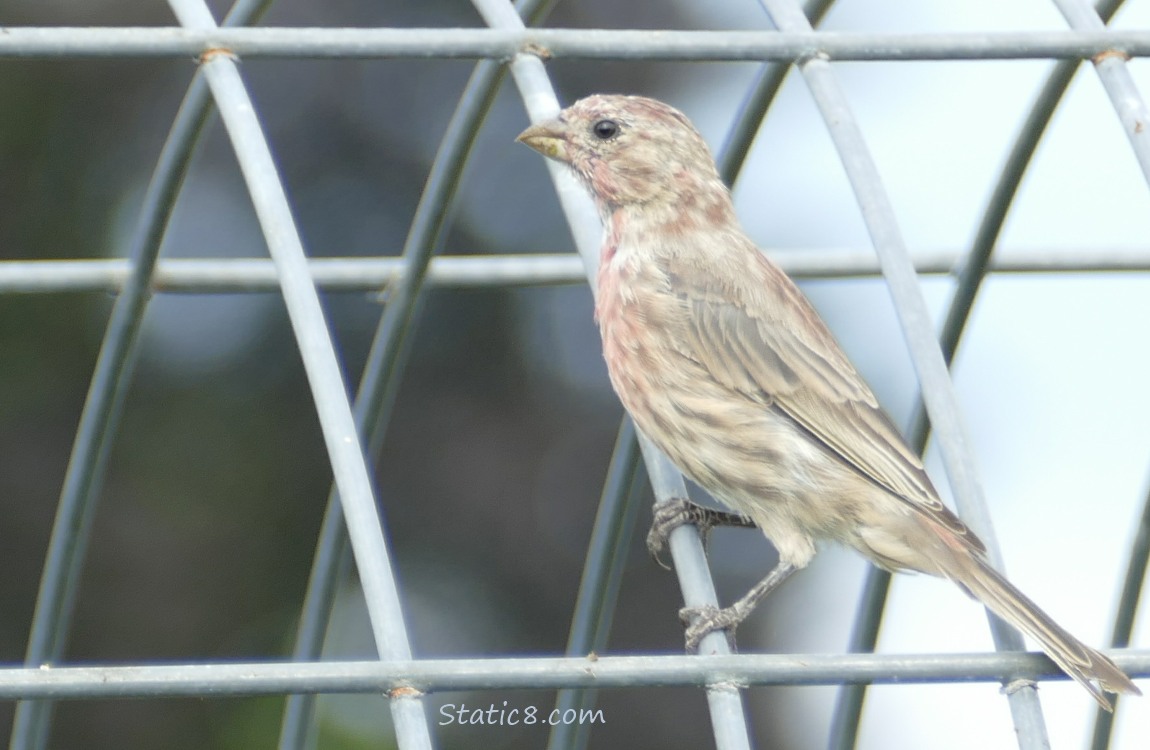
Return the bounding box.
[680,604,744,653]
[646,497,754,569]
[680,561,800,653]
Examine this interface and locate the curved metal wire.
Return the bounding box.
[273,51,510,750]
[829,2,1130,746]
[8,2,276,749]
[1051,5,1150,742]
[717,0,836,187]
[484,0,756,746]
[547,6,840,744]
[755,0,1055,745]
[545,418,647,750]
[168,0,435,747]
[1091,478,1150,748]
[1053,0,1150,179]
[275,2,560,746]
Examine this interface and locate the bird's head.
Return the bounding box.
[517,94,726,213]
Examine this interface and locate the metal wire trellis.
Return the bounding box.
[2,2,1148,750]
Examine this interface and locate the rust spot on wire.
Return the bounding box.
[521,41,552,61]
[389,685,423,699]
[199,47,238,64]
[1092,48,1131,65]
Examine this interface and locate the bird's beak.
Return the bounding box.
[516,120,570,163]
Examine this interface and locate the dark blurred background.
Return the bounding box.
[2,1,1149,749]
[0,1,777,748]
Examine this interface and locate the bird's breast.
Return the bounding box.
[597,246,659,396]
[595,243,694,443]
[592,239,826,520]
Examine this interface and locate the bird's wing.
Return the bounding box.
[662,244,982,551]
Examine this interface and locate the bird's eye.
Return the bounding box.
[591,119,620,140]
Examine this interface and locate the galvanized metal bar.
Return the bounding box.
[277,0,558,746]
[4,27,1150,61]
[757,0,1052,745]
[1052,1,1150,183]
[275,45,508,750]
[546,418,646,750]
[1048,0,1150,744]
[480,0,756,745]
[8,2,276,749]
[716,0,836,187]
[0,651,1141,698]
[830,0,1128,744]
[164,0,433,747]
[1090,479,1150,748]
[549,6,837,740]
[4,246,1148,294]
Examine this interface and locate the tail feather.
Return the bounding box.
[950,556,1140,711]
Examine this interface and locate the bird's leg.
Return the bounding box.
[646,497,756,569]
[681,561,798,652]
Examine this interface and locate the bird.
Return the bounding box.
[517,93,1140,709]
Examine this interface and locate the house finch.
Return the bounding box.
[518,94,1140,709]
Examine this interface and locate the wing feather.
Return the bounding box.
[662,244,981,550]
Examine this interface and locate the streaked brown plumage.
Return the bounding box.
[517,94,1139,708]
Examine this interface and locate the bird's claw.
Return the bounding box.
[680,604,740,653]
[646,497,695,569]
[647,498,754,570]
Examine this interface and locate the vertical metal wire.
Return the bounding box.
[274,51,506,750]
[546,10,841,740]
[202,43,442,750]
[276,2,558,747]
[164,0,435,747]
[8,3,276,749]
[829,3,1129,747]
[277,506,350,750]
[826,568,892,750]
[1052,0,1150,180]
[755,0,1052,746]
[633,434,755,750]
[546,418,646,750]
[1031,3,1150,741]
[477,0,755,745]
[716,0,836,187]
[1090,479,1150,749]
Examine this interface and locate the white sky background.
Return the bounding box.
[655,1,1150,748]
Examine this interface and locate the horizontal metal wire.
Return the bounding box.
[1,249,1147,293]
[2,27,1150,61]
[6,9,1147,749]
[1,651,1146,699]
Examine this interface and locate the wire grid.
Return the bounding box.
[2,1,1149,749]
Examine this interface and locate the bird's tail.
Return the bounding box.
[946,552,1140,711]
